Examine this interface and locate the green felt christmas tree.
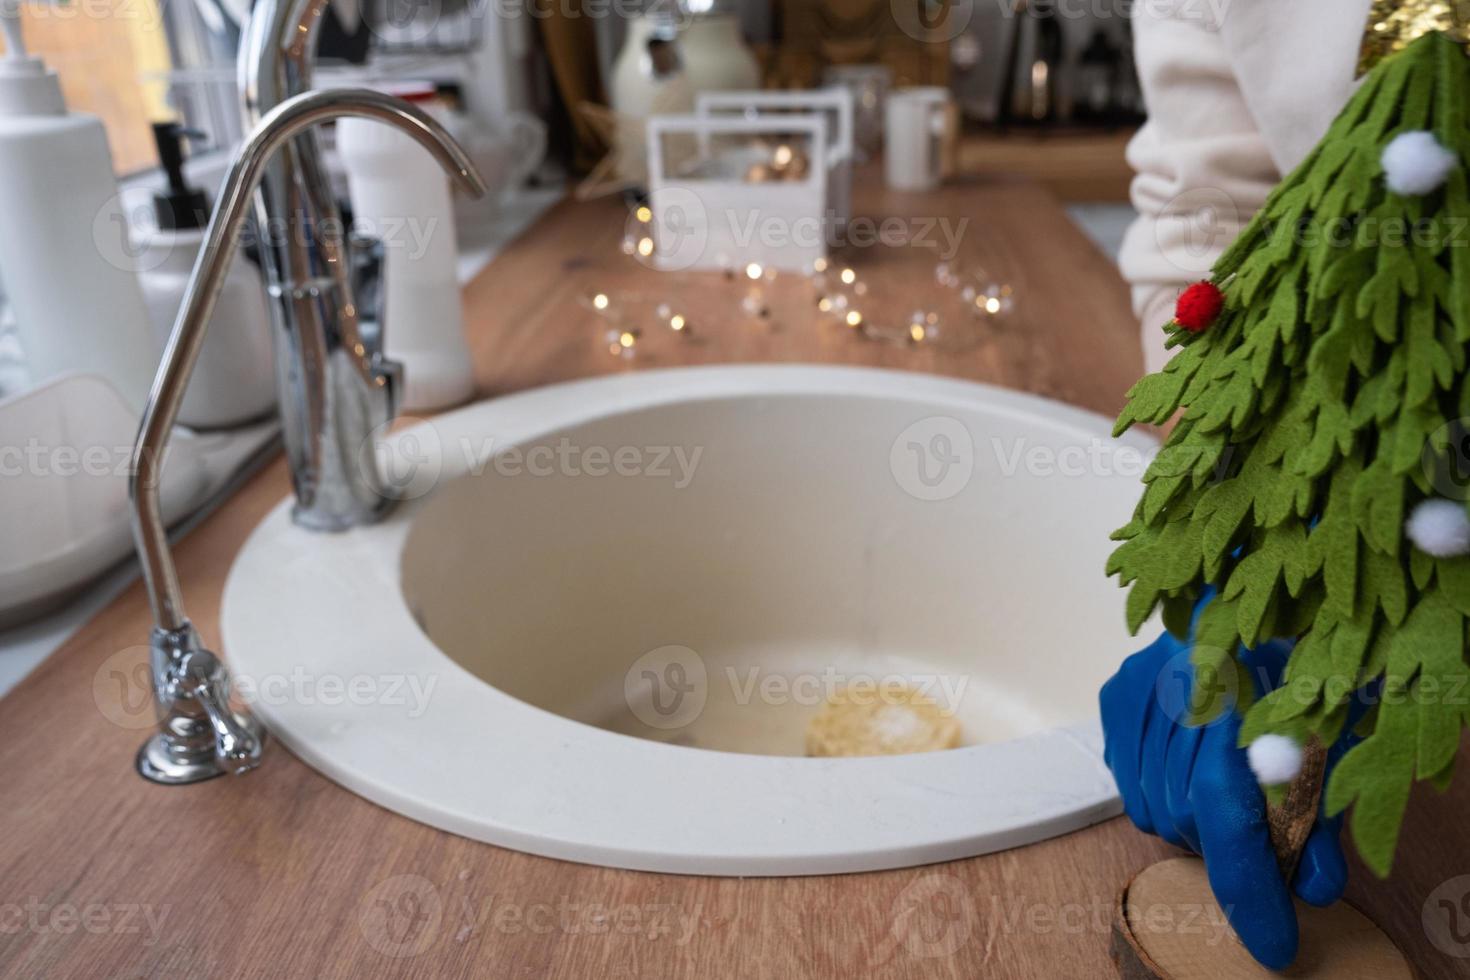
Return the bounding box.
[1108,29,1470,877]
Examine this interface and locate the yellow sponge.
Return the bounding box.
[805,684,962,757]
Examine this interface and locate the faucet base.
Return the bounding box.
[136,717,265,785]
[290,501,388,534]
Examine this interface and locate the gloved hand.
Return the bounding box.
[1099,596,1351,970]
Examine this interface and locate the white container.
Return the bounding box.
[0,11,159,409]
[0,371,279,626]
[609,11,760,187]
[884,86,953,192]
[695,88,855,228]
[679,15,761,96]
[611,10,691,122]
[337,87,473,413]
[135,231,275,429]
[646,114,829,274]
[610,12,760,119]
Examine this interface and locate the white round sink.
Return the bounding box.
[222,365,1157,875]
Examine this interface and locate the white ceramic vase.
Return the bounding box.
[609,12,760,185]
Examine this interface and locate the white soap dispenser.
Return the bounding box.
[133,122,275,429]
[0,9,159,409]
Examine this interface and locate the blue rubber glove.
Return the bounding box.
[1099,595,1351,970]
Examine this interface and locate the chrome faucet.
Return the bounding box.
[242,0,432,532]
[128,0,485,785]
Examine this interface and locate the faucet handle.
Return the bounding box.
[136,625,265,785]
[183,650,264,775]
[346,231,402,434]
[348,232,387,361]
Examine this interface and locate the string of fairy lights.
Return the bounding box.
[586,206,1015,360]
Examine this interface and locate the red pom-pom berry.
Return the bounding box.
[1174,281,1224,333]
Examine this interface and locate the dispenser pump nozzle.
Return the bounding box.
[2,6,27,60]
[150,122,211,231]
[0,5,64,115]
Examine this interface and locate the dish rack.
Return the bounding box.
[367,0,490,55]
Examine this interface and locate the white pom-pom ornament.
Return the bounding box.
[1406,498,1470,557]
[1248,734,1305,787]
[1381,130,1458,195]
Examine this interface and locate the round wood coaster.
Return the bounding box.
[1110,857,1416,979]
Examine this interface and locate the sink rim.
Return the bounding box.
[222,364,1154,876]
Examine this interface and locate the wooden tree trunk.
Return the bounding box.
[1267,739,1330,879]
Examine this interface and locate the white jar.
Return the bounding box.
[134,231,275,429]
[612,13,760,116]
[337,86,473,413]
[884,87,952,192]
[680,15,760,95]
[0,17,159,409]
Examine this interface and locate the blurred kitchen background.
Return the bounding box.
[0,0,1145,689]
[0,0,1141,264]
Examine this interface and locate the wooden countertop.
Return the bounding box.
[2,174,1466,979]
[955,129,1136,203]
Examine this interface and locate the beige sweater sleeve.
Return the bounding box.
[1118,5,1281,375]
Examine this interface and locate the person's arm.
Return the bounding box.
[1118,5,1280,375]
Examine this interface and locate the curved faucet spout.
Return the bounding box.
[131,88,484,634]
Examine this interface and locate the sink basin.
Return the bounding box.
[222,365,1157,875]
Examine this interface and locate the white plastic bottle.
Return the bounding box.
[0,10,159,409]
[337,83,474,412]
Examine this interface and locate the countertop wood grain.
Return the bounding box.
[2,174,1466,979]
